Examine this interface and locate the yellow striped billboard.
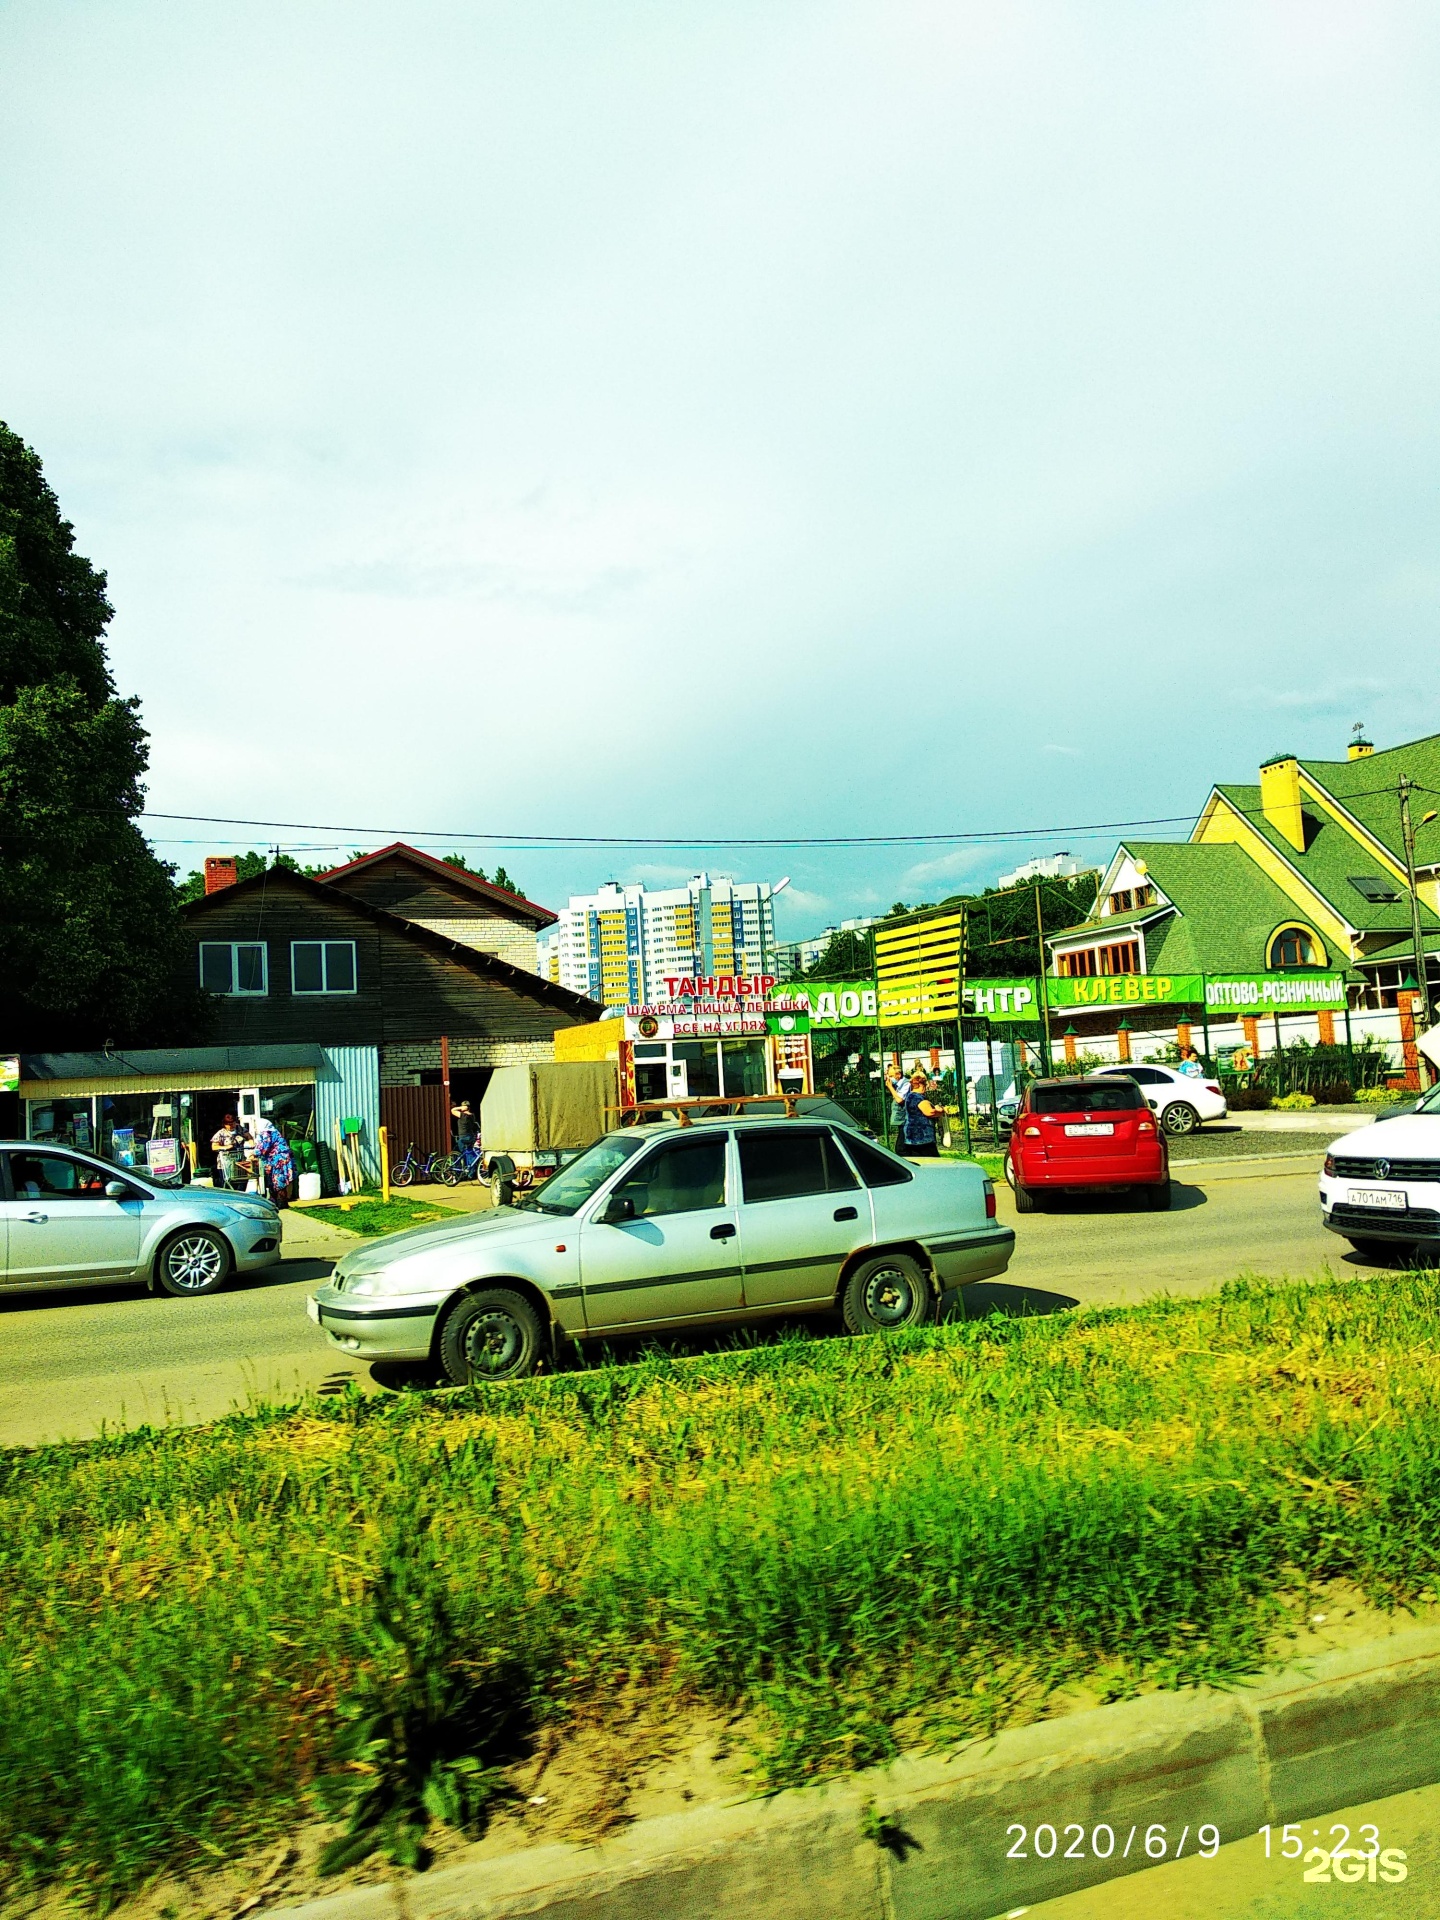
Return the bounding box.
[874,910,964,1023]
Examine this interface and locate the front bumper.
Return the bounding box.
[309,1283,446,1361]
[232,1215,284,1271]
[1320,1176,1440,1245]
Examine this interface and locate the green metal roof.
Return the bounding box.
[1298,734,1440,871]
[1212,784,1440,934]
[1044,841,1318,973]
[20,1046,327,1082]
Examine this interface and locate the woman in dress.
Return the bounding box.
[252,1119,296,1207]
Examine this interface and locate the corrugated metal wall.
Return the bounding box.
[379,1085,452,1162]
[316,1046,382,1187]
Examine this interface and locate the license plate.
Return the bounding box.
[306,1297,321,1322]
[1065,1123,1114,1137]
[1347,1187,1406,1210]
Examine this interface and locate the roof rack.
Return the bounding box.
[605,1094,805,1128]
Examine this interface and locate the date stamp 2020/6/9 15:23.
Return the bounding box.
[1002,1820,1410,1885]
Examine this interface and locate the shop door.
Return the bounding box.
[236,1088,263,1136]
[578,1133,743,1331]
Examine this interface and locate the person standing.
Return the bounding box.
[1176,1045,1205,1079]
[210,1112,248,1190]
[252,1119,295,1207]
[888,1067,940,1157]
[452,1099,479,1150]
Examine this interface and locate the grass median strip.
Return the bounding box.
[5,1273,1440,1907]
[292,1197,453,1236]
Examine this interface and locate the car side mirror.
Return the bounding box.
[602,1194,636,1224]
[105,1180,133,1199]
[1147,1100,1158,1111]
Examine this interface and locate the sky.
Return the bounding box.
[4,0,1440,935]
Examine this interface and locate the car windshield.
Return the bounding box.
[1414,1085,1440,1115]
[521,1132,648,1215]
[1031,1083,1144,1114]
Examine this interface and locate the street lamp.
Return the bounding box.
[1397,778,1437,1033]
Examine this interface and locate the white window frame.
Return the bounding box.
[290,940,359,995]
[198,941,269,996]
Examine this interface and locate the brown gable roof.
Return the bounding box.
[316,843,558,927]
[181,867,598,1021]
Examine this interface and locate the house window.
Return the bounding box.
[199,942,268,996]
[1060,940,1141,977]
[1268,926,1323,970]
[291,941,358,994]
[1107,885,1154,914]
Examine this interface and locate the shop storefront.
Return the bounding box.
[622,975,812,1106]
[14,1046,375,1184]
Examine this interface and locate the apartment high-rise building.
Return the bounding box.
[537,874,777,1006]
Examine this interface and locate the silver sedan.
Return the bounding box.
[0,1141,283,1296]
[310,1115,1015,1382]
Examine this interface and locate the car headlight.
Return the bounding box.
[1323,1154,1335,1177]
[223,1200,276,1221]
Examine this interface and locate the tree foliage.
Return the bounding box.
[0,422,190,1047]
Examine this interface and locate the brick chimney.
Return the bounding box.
[204,856,240,895]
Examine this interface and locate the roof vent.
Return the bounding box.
[1349,874,1401,903]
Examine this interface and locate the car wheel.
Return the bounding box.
[1161,1101,1199,1137]
[1008,1155,1039,1213]
[155,1227,231,1297]
[439,1288,545,1384]
[842,1254,935,1336]
[1143,1181,1172,1211]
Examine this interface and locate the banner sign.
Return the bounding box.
[1049,974,1204,1008]
[963,979,1042,1023]
[790,981,879,1029]
[626,977,810,1040]
[1202,973,1347,1011]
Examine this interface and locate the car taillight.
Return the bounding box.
[1023,1125,1041,1137]
[1204,1082,1222,1095]
[1139,1121,1155,1133]
[1323,1154,1335,1176]
[983,1179,997,1219]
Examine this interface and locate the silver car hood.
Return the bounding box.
[334,1204,549,1275]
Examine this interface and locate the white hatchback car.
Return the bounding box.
[1092,1064,1228,1137]
[1320,1086,1440,1259]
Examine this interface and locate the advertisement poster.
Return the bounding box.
[111,1127,138,1167]
[145,1137,182,1179]
[0,1057,18,1095]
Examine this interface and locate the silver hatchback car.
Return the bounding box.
[310,1115,1015,1383]
[0,1141,283,1296]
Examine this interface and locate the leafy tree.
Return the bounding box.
[956,871,1099,977]
[491,866,518,894]
[805,927,873,980]
[0,422,193,1047]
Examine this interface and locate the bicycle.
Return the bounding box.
[437,1140,485,1186]
[390,1141,446,1187]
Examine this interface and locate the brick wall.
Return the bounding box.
[379,1037,557,1085]
[410,918,539,973]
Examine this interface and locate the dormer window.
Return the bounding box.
[1268,926,1324,970]
[1107,885,1154,914]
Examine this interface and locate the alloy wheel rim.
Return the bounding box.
[865,1267,916,1327]
[167,1236,223,1290]
[465,1309,524,1376]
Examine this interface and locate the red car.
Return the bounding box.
[1004,1076,1170,1212]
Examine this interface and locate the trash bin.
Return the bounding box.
[297,1172,322,1202]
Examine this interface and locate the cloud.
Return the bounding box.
[1041,743,1082,757]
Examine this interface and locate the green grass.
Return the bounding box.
[293,1196,453,1236]
[6,1274,1440,1904]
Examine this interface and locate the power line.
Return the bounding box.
[137,779,1435,852]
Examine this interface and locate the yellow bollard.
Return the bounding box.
[380,1125,390,1205]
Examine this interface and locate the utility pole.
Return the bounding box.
[1398,777,1436,1035]
[1034,881,1053,1075]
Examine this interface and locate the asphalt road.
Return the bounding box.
[0,1151,1370,1451]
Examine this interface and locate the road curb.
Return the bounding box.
[262,1626,1440,1920]
[1170,1151,1326,1179]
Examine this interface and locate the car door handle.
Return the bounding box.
[20,1211,48,1224]
[833,1206,858,1221]
[710,1222,736,1240]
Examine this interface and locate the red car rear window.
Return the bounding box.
[1031,1083,1144,1114]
